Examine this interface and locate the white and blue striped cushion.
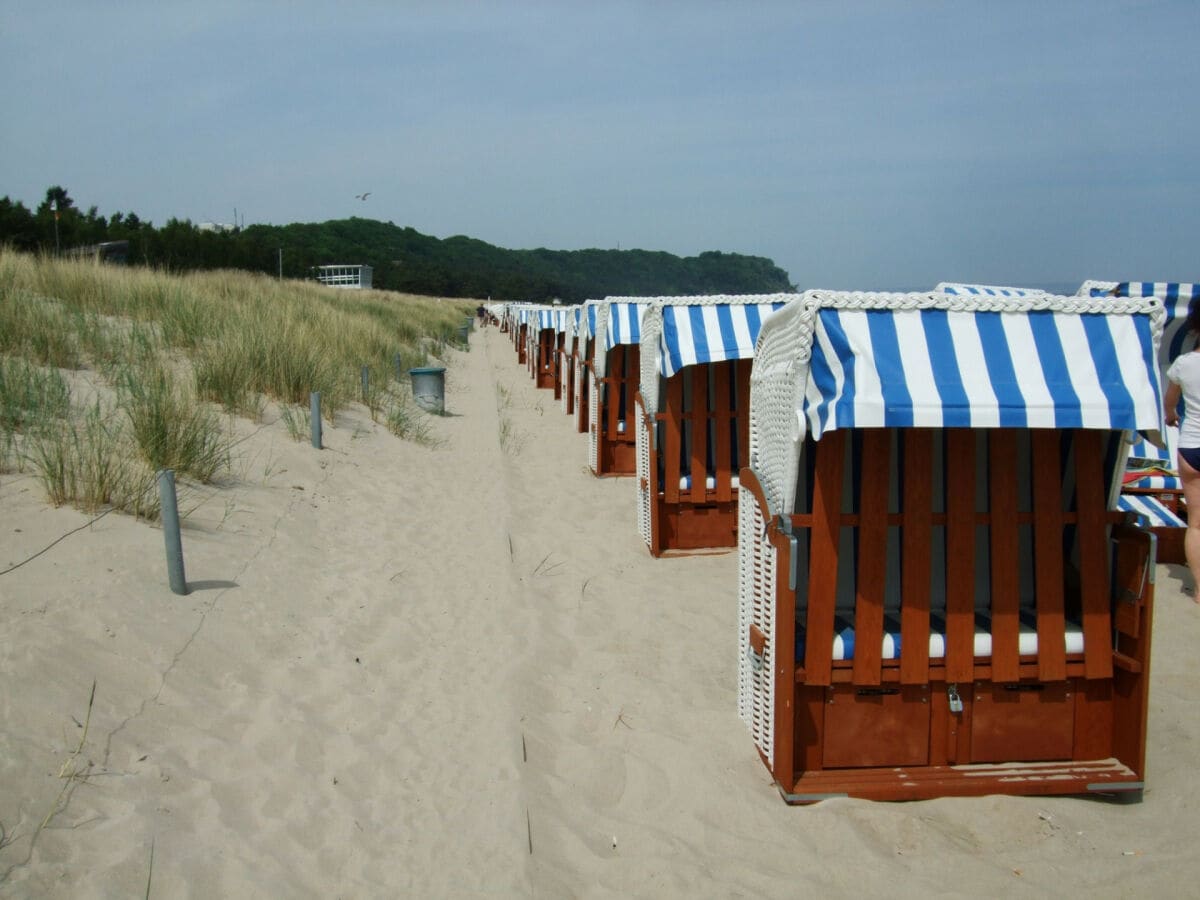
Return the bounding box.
[798,610,1085,662]
[1125,475,1183,491]
[1118,493,1186,529]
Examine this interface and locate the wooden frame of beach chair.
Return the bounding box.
[507,305,521,352]
[589,300,646,476]
[634,295,790,557]
[525,317,537,379]
[512,304,539,368]
[551,310,568,401]
[515,313,529,366]
[533,311,558,390]
[560,307,579,415]
[737,290,1164,803]
[577,339,593,434]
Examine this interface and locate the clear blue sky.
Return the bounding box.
[3,1,1197,292]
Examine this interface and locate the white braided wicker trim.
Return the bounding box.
[639,305,666,415]
[803,288,1162,319]
[636,396,651,547]
[935,282,1048,297]
[737,474,775,765]
[638,293,797,415]
[559,349,571,414]
[593,302,612,379]
[588,374,600,473]
[749,290,1166,520]
[1076,280,1119,297]
[574,355,586,423]
[749,299,814,520]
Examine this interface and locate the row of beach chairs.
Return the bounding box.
[494,281,1198,803]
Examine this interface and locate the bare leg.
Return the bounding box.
[1178,452,1200,603]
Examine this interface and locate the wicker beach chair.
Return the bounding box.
[589,299,649,476]
[634,294,791,556]
[737,289,1163,802]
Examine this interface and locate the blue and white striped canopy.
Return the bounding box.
[1083,282,1200,366]
[1118,493,1186,529]
[937,283,1046,298]
[804,306,1163,438]
[659,301,786,378]
[585,303,598,340]
[606,301,644,347]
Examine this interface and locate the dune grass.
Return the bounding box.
[0,247,477,517]
[116,363,230,483]
[27,401,160,518]
[0,355,72,473]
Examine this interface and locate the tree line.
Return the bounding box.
[0,187,795,302]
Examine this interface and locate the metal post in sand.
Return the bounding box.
[157,469,189,595]
[310,391,322,449]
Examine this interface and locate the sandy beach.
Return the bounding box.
[2,323,1199,898]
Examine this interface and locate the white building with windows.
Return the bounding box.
[315,264,373,289]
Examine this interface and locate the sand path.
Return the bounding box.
[1,323,1199,897]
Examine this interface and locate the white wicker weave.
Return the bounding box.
[559,346,571,414]
[736,473,776,765]
[592,301,611,379]
[588,372,600,473]
[1077,280,1119,297]
[574,354,587,424]
[636,394,652,545]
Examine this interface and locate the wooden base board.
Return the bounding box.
[598,440,637,475]
[653,499,738,556]
[777,758,1142,804]
[1152,526,1185,565]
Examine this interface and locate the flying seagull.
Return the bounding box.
[355,192,371,201]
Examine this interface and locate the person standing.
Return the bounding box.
[1164,302,1200,602]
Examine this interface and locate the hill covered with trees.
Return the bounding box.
[0,187,794,302]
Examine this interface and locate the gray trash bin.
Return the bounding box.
[409,366,446,414]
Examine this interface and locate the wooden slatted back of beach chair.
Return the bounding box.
[601,344,640,446]
[790,426,1116,688]
[656,359,752,505]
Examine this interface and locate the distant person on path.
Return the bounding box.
[476,304,487,328]
[1164,300,1200,603]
